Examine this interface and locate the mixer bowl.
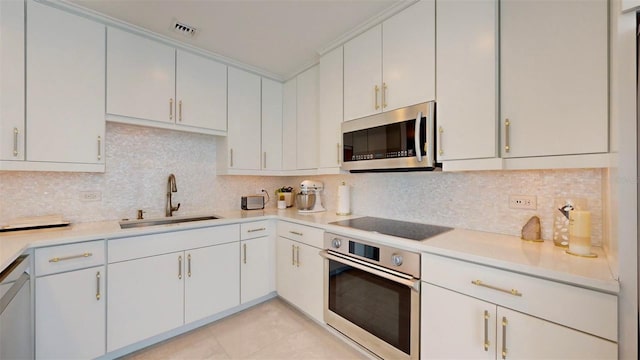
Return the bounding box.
[296,193,316,210]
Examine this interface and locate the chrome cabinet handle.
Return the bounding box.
[501,316,508,359]
[438,126,444,156]
[483,310,490,351]
[382,82,387,108]
[296,246,300,267]
[97,136,102,161]
[291,245,295,266]
[504,119,511,153]
[178,255,182,279]
[49,252,92,263]
[187,254,191,277]
[248,227,266,233]
[169,98,174,120]
[96,271,101,300]
[178,100,183,122]
[13,127,19,157]
[336,143,340,164]
[289,231,303,236]
[471,280,522,297]
[374,85,380,110]
[414,111,423,163]
[230,149,234,167]
[243,244,247,264]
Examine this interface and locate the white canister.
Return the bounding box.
[568,210,594,256]
[337,182,351,215]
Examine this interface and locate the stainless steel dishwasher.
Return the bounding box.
[0,254,33,359]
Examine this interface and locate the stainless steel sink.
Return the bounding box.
[119,215,221,229]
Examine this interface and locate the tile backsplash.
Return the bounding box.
[0,122,604,244]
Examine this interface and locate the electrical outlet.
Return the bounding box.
[256,188,266,195]
[509,195,537,210]
[80,191,102,202]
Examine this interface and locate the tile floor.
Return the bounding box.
[123,298,371,360]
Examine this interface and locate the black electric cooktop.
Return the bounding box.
[330,217,452,241]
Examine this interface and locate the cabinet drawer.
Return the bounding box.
[421,253,617,342]
[240,220,272,240]
[109,224,239,263]
[277,221,324,248]
[35,240,105,276]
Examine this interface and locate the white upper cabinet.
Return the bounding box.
[282,78,297,171]
[344,25,382,121]
[296,65,319,170]
[261,78,283,171]
[176,49,227,132]
[107,27,175,124]
[318,46,343,171]
[500,0,608,158]
[436,0,498,162]
[344,0,435,121]
[223,67,262,170]
[382,0,435,112]
[0,0,24,162]
[26,0,105,167]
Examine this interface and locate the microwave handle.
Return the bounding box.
[414,111,423,162]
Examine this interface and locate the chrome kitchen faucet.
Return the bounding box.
[166,174,180,217]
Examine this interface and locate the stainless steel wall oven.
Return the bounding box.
[321,232,421,360]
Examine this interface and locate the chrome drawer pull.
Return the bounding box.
[96,271,101,300]
[97,136,102,161]
[187,254,192,277]
[504,119,511,153]
[13,127,19,157]
[471,280,522,297]
[248,227,266,233]
[178,255,182,279]
[48,252,92,263]
[243,244,247,264]
[289,231,303,236]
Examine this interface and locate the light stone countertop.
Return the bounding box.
[0,208,618,294]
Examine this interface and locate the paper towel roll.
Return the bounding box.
[337,183,351,215]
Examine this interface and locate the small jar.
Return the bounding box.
[552,197,587,247]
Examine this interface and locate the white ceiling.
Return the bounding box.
[68,0,404,79]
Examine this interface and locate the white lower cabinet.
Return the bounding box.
[185,242,240,323]
[420,253,617,359]
[107,251,184,352]
[36,265,106,359]
[276,222,324,322]
[240,221,275,304]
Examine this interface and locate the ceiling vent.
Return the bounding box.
[171,20,198,38]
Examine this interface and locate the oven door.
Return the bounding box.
[321,250,420,360]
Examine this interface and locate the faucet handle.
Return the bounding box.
[173,203,181,212]
[137,209,146,220]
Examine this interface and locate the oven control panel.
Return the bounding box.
[324,232,420,278]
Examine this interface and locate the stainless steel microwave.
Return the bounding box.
[341,101,436,172]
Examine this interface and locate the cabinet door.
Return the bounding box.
[382,0,435,111]
[318,46,343,170]
[296,65,318,169]
[185,242,240,323]
[276,236,296,303]
[227,67,261,170]
[496,307,617,359]
[241,236,274,303]
[295,241,324,322]
[36,266,105,359]
[0,0,24,161]
[500,0,608,157]
[421,283,496,359]
[107,252,184,352]
[282,78,297,170]
[26,0,105,164]
[107,27,175,123]
[436,0,497,161]
[344,25,382,121]
[176,50,227,131]
[0,280,31,360]
[261,78,283,170]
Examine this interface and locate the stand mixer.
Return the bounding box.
[297,180,326,213]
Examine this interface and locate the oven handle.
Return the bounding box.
[320,250,420,292]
